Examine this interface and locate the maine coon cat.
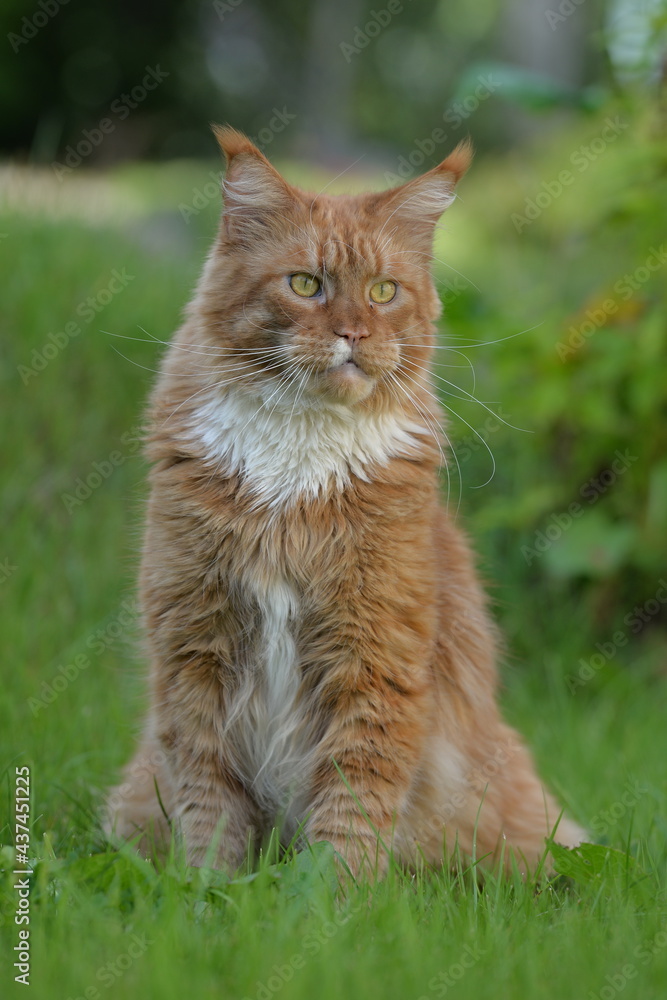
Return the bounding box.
[106,127,584,876]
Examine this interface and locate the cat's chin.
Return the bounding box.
[319,361,375,404]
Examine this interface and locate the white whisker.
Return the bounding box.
[431,323,543,349]
[399,365,497,490]
[159,358,298,428]
[404,358,528,433]
[392,369,462,507]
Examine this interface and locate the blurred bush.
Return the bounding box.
[440,89,667,661]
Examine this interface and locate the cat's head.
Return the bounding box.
[198,127,471,410]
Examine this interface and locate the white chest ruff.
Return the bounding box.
[189,385,425,506]
[224,575,309,825]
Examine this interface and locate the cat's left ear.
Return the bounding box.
[374,139,472,245]
[212,125,297,247]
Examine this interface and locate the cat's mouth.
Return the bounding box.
[321,356,374,403]
[328,352,372,374]
[329,358,372,383]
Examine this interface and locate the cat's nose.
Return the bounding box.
[334,328,369,348]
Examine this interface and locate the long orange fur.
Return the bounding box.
[106,128,584,877]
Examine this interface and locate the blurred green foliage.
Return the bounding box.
[440,94,667,666]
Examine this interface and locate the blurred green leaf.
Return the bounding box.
[456,63,607,112]
[544,512,636,579]
[549,841,644,885]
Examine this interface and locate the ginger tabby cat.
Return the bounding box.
[106,128,584,877]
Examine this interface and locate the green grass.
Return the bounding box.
[1,148,666,999]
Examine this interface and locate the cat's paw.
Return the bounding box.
[310,830,390,883]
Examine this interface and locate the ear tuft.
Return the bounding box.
[211,124,264,163]
[438,137,473,186]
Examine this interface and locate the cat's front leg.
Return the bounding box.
[300,503,437,880]
[155,677,260,871]
[304,658,430,880]
[170,745,259,870]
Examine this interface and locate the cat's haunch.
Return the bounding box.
[105,128,584,877]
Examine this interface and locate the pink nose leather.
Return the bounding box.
[335,328,369,348]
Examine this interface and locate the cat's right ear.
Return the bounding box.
[213,125,294,247]
[373,139,473,250]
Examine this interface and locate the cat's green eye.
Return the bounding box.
[290,273,321,298]
[370,280,397,304]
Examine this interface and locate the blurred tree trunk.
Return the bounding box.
[498,0,606,140]
[299,0,366,162]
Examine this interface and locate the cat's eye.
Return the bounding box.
[290,273,321,298]
[370,280,397,304]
